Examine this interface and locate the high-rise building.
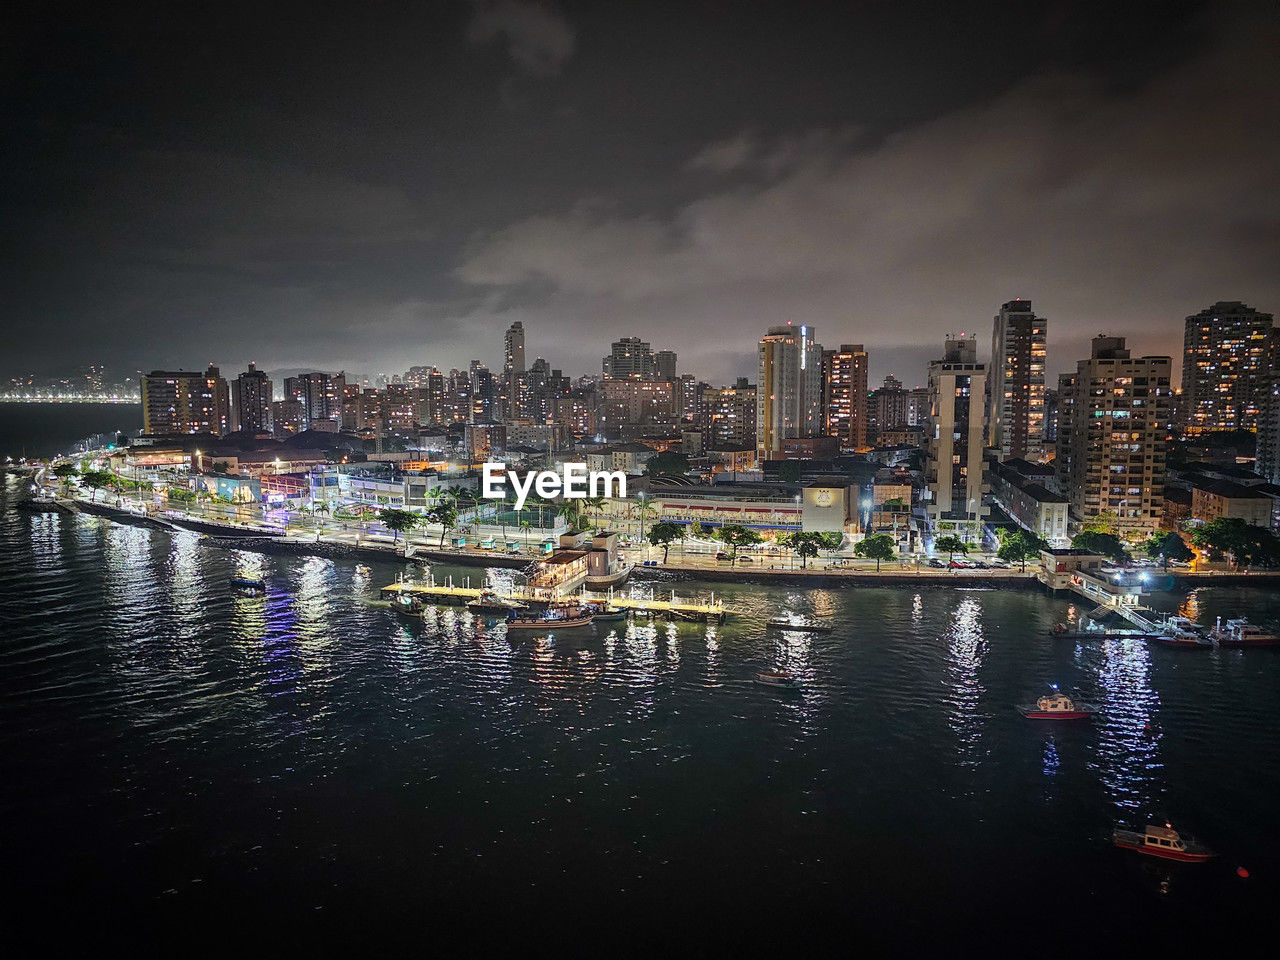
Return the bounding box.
[603,337,657,380]
[1255,371,1280,486]
[504,322,526,379]
[230,363,273,435]
[1056,336,1172,539]
[271,398,306,437]
[654,350,677,382]
[502,321,526,419]
[822,344,869,450]
[924,336,988,534]
[699,378,757,449]
[1181,301,1274,435]
[142,365,230,436]
[757,324,823,459]
[596,378,677,439]
[987,299,1047,460]
[870,375,908,439]
[283,371,346,426]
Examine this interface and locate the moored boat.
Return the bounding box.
[1018,687,1098,720]
[394,595,426,619]
[1155,615,1211,649]
[754,669,798,688]
[505,607,595,631]
[231,576,266,593]
[1208,617,1280,648]
[466,590,527,614]
[586,604,628,622]
[1113,822,1215,862]
[766,617,833,634]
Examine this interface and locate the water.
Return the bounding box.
[2,473,1278,951]
[0,401,142,460]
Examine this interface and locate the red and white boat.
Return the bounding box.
[1208,617,1280,648]
[1018,688,1098,720]
[1113,822,1215,862]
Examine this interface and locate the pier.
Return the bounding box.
[380,573,728,622]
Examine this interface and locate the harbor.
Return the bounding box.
[380,572,728,622]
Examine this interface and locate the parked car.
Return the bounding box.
[738,555,754,563]
[715,552,730,562]
[927,558,945,568]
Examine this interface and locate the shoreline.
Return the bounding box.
[45,493,1280,593]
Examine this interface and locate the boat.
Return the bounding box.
[1018,687,1098,720]
[1113,822,1216,862]
[394,596,426,619]
[1207,617,1280,648]
[1155,615,1212,649]
[766,617,833,634]
[505,607,595,631]
[231,576,266,594]
[586,604,628,622]
[754,669,798,688]
[466,590,527,614]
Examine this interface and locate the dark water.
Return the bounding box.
[0,401,142,460]
[2,474,1278,952]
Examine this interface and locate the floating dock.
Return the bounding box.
[380,574,727,622]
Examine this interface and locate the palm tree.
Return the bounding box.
[520,517,532,550]
[632,493,657,544]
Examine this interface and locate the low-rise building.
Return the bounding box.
[1191,478,1272,527]
[988,457,1070,546]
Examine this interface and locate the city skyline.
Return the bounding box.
[4,1,1279,384]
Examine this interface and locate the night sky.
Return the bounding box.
[3,0,1277,385]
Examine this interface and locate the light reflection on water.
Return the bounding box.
[943,596,987,769]
[1090,637,1163,812]
[4,493,1280,942]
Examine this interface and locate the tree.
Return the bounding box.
[519,517,532,549]
[784,531,825,568]
[557,497,586,531]
[689,521,705,539]
[855,533,897,571]
[996,528,1045,572]
[818,531,844,550]
[425,502,458,546]
[717,523,762,560]
[1080,511,1120,537]
[632,494,657,542]
[645,451,691,478]
[1143,531,1193,570]
[80,470,114,503]
[934,534,969,563]
[52,463,78,492]
[378,508,419,543]
[1071,530,1129,561]
[1189,517,1279,569]
[777,460,802,483]
[647,521,683,562]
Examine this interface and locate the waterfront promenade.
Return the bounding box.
[40,484,1280,593]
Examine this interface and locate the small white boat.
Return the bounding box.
[1155,615,1211,649]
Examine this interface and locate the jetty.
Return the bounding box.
[380,573,727,622]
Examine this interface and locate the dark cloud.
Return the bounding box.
[457,4,1280,382]
[1,0,1275,386]
[466,1,576,76]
